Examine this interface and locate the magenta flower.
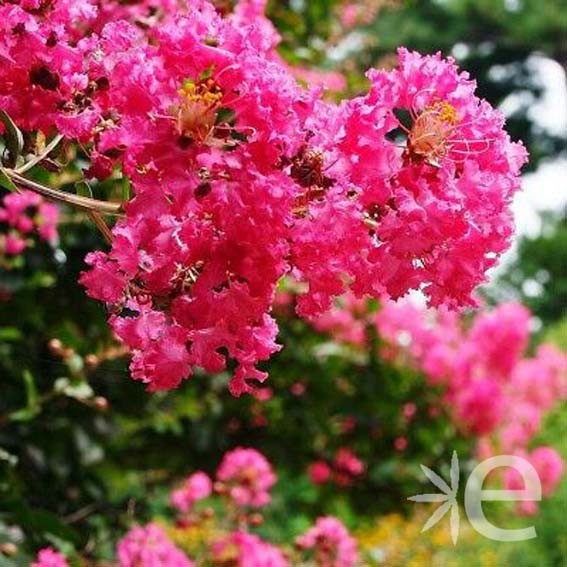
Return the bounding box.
[216,447,276,508]
[333,448,365,487]
[453,378,504,436]
[308,460,332,485]
[376,299,567,505]
[212,531,289,567]
[0,1,527,395]
[297,517,358,567]
[31,548,69,567]
[170,471,213,514]
[117,523,194,567]
[505,447,564,515]
[0,191,59,260]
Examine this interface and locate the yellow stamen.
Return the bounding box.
[176,77,224,142]
[428,100,458,124]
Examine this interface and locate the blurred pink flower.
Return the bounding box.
[216,447,276,508]
[212,531,289,567]
[32,548,69,567]
[297,517,358,567]
[308,460,332,485]
[504,448,564,515]
[117,523,194,567]
[170,471,212,514]
[394,436,408,452]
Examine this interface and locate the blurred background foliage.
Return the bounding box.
[0,0,566,565]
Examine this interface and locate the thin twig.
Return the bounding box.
[63,503,99,525]
[6,170,123,215]
[15,134,64,175]
[87,210,114,243]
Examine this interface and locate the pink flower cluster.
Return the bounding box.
[216,447,276,508]
[337,0,391,30]
[375,300,567,510]
[0,190,58,260]
[118,448,358,566]
[308,448,365,487]
[0,0,526,394]
[504,447,564,515]
[310,295,370,347]
[212,531,289,567]
[170,447,274,517]
[31,548,69,567]
[296,516,359,567]
[117,523,194,567]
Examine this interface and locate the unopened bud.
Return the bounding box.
[48,338,63,355]
[93,396,109,412]
[85,354,99,369]
[249,513,263,526]
[0,543,17,556]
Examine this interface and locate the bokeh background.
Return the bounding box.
[0,1,566,565]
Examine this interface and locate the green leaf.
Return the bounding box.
[0,328,22,341]
[74,180,93,199]
[9,371,40,423]
[216,107,236,125]
[54,377,93,401]
[0,110,24,168]
[0,167,18,193]
[8,506,80,545]
[9,406,40,422]
[0,448,17,467]
[121,175,131,202]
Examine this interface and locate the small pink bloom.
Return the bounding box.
[291,382,306,396]
[297,517,358,567]
[117,523,194,567]
[504,447,564,515]
[339,416,357,434]
[334,448,365,479]
[212,531,289,567]
[394,436,408,452]
[253,387,273,401]
[3,233,28,256]
[402,403,417,421]
[32,548,69,567]
[454,379,504,436]
[308,461,332,485]
[170,471,212,514]
[216,448,276,508]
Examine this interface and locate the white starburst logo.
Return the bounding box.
[408,450,460,544]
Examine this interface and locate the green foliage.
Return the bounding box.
[490,211,567,326]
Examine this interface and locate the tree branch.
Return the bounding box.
[5,169,123,215]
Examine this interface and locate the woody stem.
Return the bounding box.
[5,169,123,215]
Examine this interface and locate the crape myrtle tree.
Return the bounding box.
[0,0,541,563]
[0,0,525,393]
